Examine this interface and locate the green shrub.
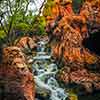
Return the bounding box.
[32,16,47,35]
[15,23,30,32]
[0,30,6,39]
[43,0,55,16]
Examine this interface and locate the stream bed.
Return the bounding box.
[31,40,68,100]
[28,39,100,100]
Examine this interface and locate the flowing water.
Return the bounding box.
[31,40,68,100]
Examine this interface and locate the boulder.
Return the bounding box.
[16,36,37,54]
[0,46,35,100]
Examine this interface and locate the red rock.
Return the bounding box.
[0,46,35,100]
[16,36,37,52]
[57,66,100,93]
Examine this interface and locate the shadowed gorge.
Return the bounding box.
[83,31,100,56]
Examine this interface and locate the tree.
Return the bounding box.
[0,0,30,45]
[0,0,46,45]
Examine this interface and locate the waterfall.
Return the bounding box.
[31,40,68,100]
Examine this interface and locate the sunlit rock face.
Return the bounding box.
[45,0,100,65]
[45,0,100,93]
[16,36,37,54]
[0,46,35,100]
[45,0,100,64]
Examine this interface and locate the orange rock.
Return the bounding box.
[57,67,100,93]
[16,36,37,52]
[0,46,35,100]
[46,0,100,93]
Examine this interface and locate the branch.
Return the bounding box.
[23,0,30,20]
[8,0,13,15]
[0,21,7,35]
[25,1,30,14]
[38,0,47,16]
[0,14,8,34]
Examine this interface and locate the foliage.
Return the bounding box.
[0,0,46,45]
[0,0,30,45]
[14,15,47,36]
[15,23,30,32]
[32,16,47,35]
[43,0,55,17]
[0,30,6,39]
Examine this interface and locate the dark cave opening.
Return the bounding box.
[82,31,100,56]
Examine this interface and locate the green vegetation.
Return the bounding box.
[0,0,47,45]
[43,0,55,16]
[32,16,46,35]
[0,30,6,38]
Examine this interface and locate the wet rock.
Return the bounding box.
[0,46,35,100]
[32,40,68,100]
[28,58,34,64]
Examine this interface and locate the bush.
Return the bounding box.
[15,23,30,33]
[0,30,6,39]
[32,16,47,35]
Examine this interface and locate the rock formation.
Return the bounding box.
[45,0,100,93]
[0,46,35,100]
[16,36,37,54]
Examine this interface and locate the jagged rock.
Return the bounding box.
[57,66,100,93]
[45,0,100,94]
[45,0,100,65]
[0,46,35,100]
[16,36,37,54]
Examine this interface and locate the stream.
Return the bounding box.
[31,40,68,100]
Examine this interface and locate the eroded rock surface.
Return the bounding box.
[45,0,100,93]
[0,46,35,100]
[16,36,37,54]
[57,66,100,93]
